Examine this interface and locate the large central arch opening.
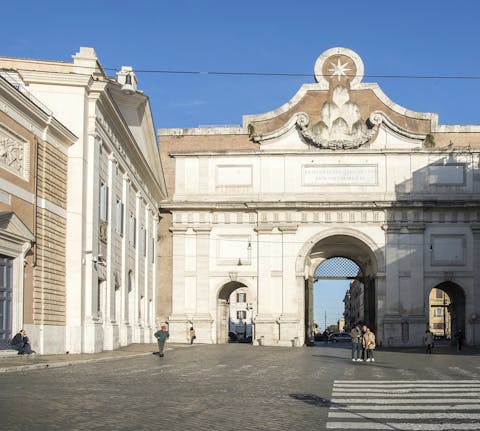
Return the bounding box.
[313,257,361,339]
[303,234,379,345]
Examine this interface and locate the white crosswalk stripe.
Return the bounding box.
[327,380,480,430]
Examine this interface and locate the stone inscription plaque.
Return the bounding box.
[428,164,465,186]
[303,164,377,186]
[216,165,252,187]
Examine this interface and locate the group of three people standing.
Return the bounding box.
[350,323,375,362]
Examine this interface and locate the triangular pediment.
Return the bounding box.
[0,211,34,243]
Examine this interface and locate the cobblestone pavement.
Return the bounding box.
[1,343,479,431]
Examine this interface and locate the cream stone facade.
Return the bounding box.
[159,48,480,347]
[0,48,166,353]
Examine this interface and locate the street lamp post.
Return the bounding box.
[246,303,253,341]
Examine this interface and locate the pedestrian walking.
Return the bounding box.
[423,329,434,354]
[189,326,196,344]
[11,329,35,355]
[154,325,169,357]
[455,329,465,351]
[362,326,376,362]
[361,324,367,360]
[350,323,362,361]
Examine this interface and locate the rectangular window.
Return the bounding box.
[435,289,444,299]
[129,214,136,247]
[115,199,124,236]
[433,308,444,317]
[433,322,444,330]
[142,226,147,257]
[237,310,246,320]
[151,237,155,264]
[99,181,109,222]
[236,292,246,303]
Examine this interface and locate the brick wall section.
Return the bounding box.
[159,134,256,199]
[37,140,68,207]
[32,139,68,325]
[33,209,66,324]
[248,90,433,136]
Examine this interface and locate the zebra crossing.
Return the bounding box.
[327,380,480,430]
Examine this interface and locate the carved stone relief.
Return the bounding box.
[0,127,26,178]
[297,85,375,149]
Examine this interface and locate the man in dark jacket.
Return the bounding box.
[11,329,35,355]
[350,323,362,361]
[154,325,169,357]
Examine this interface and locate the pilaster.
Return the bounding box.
[193,226,212,314]
[168,226,189,343]
[253,224,278,344]
[277,224,300,345]
[471,224,480,346]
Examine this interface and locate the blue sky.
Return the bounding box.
[314,280,349,330]
[2,1,478,327]
[2,1,480,130]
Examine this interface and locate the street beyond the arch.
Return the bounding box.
[1,343,480,431]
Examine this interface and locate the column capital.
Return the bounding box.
[471,223,480,234]
[254,224,275,233]
[193,225,212,233]
[169,225,188,234]
[278,224,298,234]
[381,223,404,233]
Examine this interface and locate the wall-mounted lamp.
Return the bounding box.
[247,241,252,251]
[237,258,243,266]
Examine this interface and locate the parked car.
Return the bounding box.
[328,332,352,343]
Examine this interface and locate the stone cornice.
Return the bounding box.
[158,126,245,136]
[19,70,93,87]
[168,148,480,157]
[0,77,77,150]
[160,200,480,211]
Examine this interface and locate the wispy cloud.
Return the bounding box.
[171,100,208,108]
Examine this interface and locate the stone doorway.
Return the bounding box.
[0,255,13,348]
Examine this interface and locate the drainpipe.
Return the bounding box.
[32,136,39,267]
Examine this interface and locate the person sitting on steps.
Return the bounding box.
[11,329,35,355]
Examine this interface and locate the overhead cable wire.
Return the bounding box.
[3,60,480,80]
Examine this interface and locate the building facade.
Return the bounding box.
[0,48,166,353]
[0,73,75,352]
[343,279,365,330]
[428,288,452,339]
[159,47,480,347]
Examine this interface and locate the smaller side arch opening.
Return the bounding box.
[217,281,254,344]
[428,281,465,344]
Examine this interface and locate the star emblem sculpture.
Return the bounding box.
[328,58,352,81]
